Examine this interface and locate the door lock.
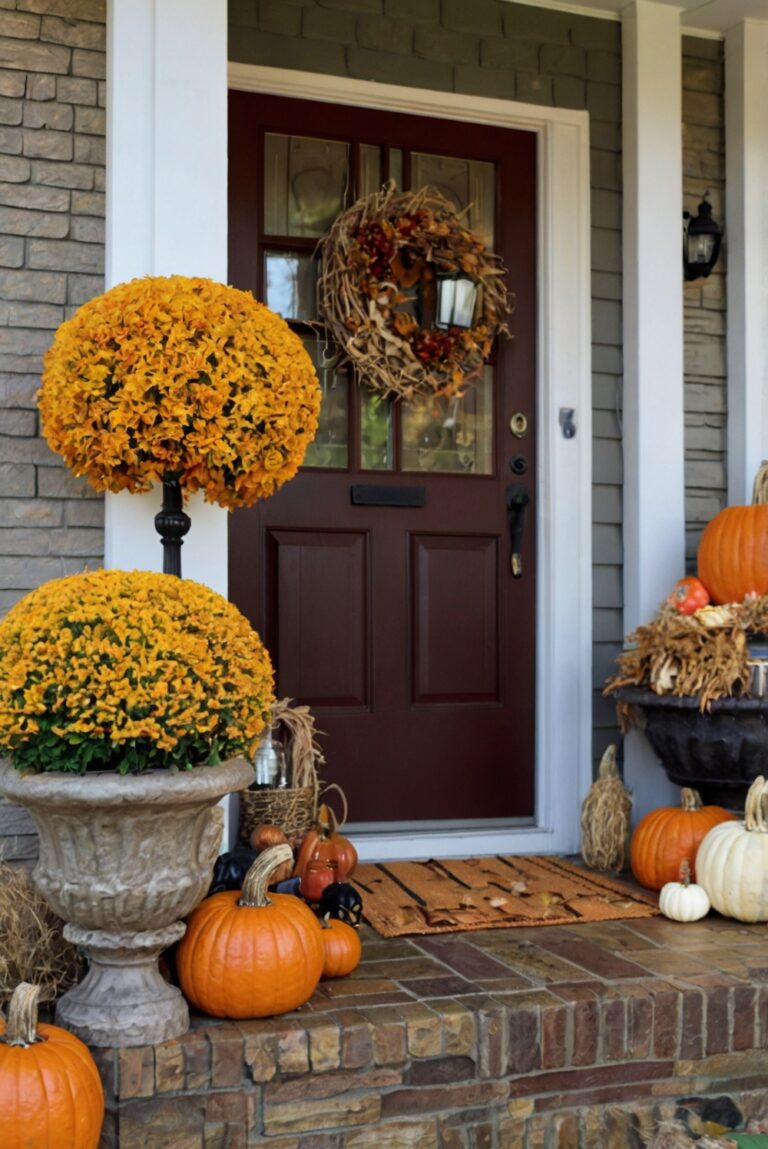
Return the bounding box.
[509,455,528,476]
[509,412,529,438]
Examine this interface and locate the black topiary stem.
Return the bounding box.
[154,473,190,578]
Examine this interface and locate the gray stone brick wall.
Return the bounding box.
[682,35,726,568]
[0,0,106,623]
[229,0,626,766]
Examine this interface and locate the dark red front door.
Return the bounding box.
[228,93,537,827]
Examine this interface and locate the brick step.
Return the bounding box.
[94,916,768,1146]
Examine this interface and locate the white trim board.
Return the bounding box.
[228,64,593,863]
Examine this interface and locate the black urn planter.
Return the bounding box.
[616,686,768,811]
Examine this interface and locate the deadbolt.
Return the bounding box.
[510,455,528,475]
[509,412,529,438]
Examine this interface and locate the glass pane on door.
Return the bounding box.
[264,134,348,237]
[360,144,382,197]
[401,368,494,474]
[301,337,349,470]
[411,153,495,249]
[360,390,394,471]
[264,251,317,321]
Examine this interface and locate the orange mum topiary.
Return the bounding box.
[38,276,321,508]
[0,568,274,774]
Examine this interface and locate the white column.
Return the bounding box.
[104,0,229,596]
[725,21,768,505]
[105,1,234,846]
[621,1,685,816]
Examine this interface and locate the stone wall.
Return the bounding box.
[682,35,726,568]
[0,0,106,621]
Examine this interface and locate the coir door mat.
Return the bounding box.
[352,855,658,937]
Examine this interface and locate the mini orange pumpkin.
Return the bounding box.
[320,914,362,979]
[248,823,293,882]
[630,787,736,890]
[0,982,104,1148]
[697,461,768,604]
[177,844,324,1018]
[293,803,358,903]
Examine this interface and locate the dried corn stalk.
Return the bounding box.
[603,599,759,718]
[580,745,632,873]
[271,697,325,792]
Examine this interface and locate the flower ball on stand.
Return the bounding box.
[38,274,322,573]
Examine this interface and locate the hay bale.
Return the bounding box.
[0,862,82,1004]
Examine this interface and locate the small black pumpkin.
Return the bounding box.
[209,845,258,894]
[318,881,363,926]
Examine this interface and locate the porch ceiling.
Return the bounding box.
[507,0,768,35]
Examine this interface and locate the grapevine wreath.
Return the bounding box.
[317,182,512,401]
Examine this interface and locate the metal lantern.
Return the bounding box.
[435,273,478,330]
[683,194,722,282]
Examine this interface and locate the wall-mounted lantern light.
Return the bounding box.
[435,273,478,329]
[683,193,722,282]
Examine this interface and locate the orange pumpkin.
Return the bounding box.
[0,983,104,1149]
[248,823,293,882]
[320,914,362,979]
[630,787,736,890]
[293,803,358,903]
[177,844,324,1018]
[697,462,768,604]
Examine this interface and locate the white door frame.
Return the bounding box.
[229,64,593,861]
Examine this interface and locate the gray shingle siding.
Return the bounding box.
[0,5,728,802]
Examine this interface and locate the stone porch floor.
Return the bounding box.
[96,906,768,1148]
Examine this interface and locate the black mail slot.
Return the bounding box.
[351,484,426,508]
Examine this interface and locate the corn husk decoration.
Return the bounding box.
[580,744,632,873]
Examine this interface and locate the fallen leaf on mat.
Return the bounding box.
[489,896,508,908]
[421,906,459,927]
[390,905,425,928]
[510,881,528,895]
[460,893,475,908]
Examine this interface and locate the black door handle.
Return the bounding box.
[506,484,530,577]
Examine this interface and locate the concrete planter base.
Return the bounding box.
[0,757,253,1048]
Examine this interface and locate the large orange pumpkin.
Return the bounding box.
[697,462,768,604]
[0,982,104,1149]
[630,787,736,890]
[293,803,358,903]
[177,843,324,1018]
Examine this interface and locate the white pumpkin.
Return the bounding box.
[695,775,768,922]
[658,860,710,922]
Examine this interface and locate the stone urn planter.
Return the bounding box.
[0,756,253,1048]
[615,686,768,810]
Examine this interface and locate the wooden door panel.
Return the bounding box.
[267,529,369,707]
[228,92,537,828]
[412,534,499,705]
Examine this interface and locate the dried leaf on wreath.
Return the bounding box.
[316,181,512,401]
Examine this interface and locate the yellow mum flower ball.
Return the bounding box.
[38,276,321,508]
[0,569,275,774]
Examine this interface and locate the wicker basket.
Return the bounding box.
[239,785,316,850]
[238,699,322,849]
